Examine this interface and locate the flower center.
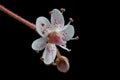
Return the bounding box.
[48,32,61,43]
[54,25,59,29]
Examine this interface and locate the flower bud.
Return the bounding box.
[56,56,70,73]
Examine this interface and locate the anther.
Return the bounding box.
[69,18,74,22]
[49,11,53,14]
[60,8,66,12]
[68,49,71,52]
[40,57,44,61]
[75,36,79,40]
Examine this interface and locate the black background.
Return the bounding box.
[0,0,104,80]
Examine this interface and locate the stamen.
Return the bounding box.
[40,57,44,61]
[69,18,74,22]
[59,45,71,52]
[60,8,66,13]
[75,36,79,40]
[68,49,71,52]
[49,11,53,14]
[70,36,79,40]
[35,50,39,53]
[66,18,74,27]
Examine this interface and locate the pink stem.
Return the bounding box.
[0,5,63,61]
[57,49,62,58]
[0,5,36,30]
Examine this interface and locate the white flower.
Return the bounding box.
[31,9,75,65]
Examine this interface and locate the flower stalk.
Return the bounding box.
[0,5,77,73]
[0,4,63,64]
[0,4,64,57]
[0,5,36,30]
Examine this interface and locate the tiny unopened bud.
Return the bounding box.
[56,56,70,73]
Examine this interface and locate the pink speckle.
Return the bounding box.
[47,47,55,53]
[39,42,46,48]
[54,35,66,45]
[54,19,62,25]
[54,36,61,43]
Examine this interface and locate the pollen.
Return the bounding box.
[48,44,52,48]
[60,8,66,12]
[54,25,59,29]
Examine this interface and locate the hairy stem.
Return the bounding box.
[0,5,36,30]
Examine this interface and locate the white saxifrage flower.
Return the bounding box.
[0,5,78,72]
[31,9,75,65]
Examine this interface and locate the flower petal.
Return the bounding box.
[61,25,75,41]
[36,17,51,37]
[42,43,57,65]
[58,45,71,52]
[51,9,64,30]
[31,38,47,51]
[56,56,70,73]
